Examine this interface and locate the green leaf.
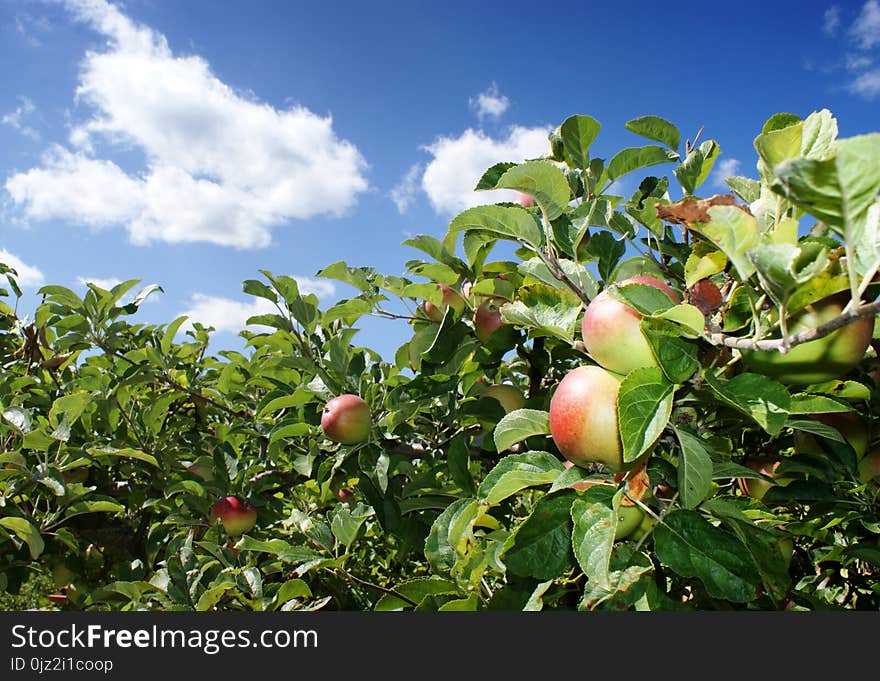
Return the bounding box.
[725,176,761,204]
[474,162,518,190]
[674,427,713,509]
[494,161,572,220]
[161,316,189,354]
[196,583,235,611]
[478,451,564,506]
[48,393,91,428]
[560,114,601,169]
[570,486,618,591]
[86,447,159,467]
[617,367,675,463]
[316,261,374,293]
[425,498,480,577]
[703,372,791,436]
[625,116,680,150]
[653,510,760,602]
[235,537,321,564]
[449,205,543,249]
[654,304,706,337]
[322,298,373,323]
[579,543,654,610]
[499,284,581,342]
[0,517,44,559]
[243,279,278,303]
[748,242,828,307]
[503,490,576,580]
[582,231,626,283]
[64,499,126,519]
[493,409,551,452]
[685,242,728,288]
[275,579,312,607]
[438,593,479,611]
[608,145,679,181]
[2,407,32,434]
[329,502,373,549]
[611,280,676,315]
[674,140,720,195]
[447,434,476,496]
[518,257,599,300]
[689,205,760,281]
[375,577,460,611]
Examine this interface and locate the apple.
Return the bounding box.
[628,511,655,541]
[794,412,869,459]
[337,488,354,501]
[739,456,794,500]
[474,300,505,343]
[581,276,680,375]
[421,301,443,322]
[859,448,880,482]
[514,193,534,208]
[210,496,257,536]
[481,383,526,413]
[186,460,215,482]
[549,365,626,471]
[741,294,873,385]
[615,505,647,540]
[321,394,372,445]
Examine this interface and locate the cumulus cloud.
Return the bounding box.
[469,83,510,122]
[4,0,369,248]
[76,275,122,290]
[0,249,45,287]
[850,68,880,97]
[711,158,742,188]
[421,126,552,215]
[851,0,880,50]
[2,97,39,140]
[389,163,422,213]
[180,277,336,333]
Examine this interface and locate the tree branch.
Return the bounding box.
[706,299,880,352]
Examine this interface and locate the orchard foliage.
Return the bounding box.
[2,108,880,611]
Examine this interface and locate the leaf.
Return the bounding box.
[449,205,543,250]
[161,316,189,354]
[653,510,760,602]
[725,176,761,204]
[477,451,564,506]
[0,517,44,559]
[617,367,675,463]
[685,242,728,288]
[493,409,551,452]
[674,427,713,509]
[654,304,706,337]
[474,162,518,191]
[495,161,572,220]
[234,537,321,565]
[2,407,32,434]
[689,205,760,281]
[747,242,828,307]
[329,502,373,549]
[315,261,374,293]
[86,447,159,467]
[322,299,373,324]
[703,372,791,436]
[64,499,126,518]
[447,434,476,496]
[438,593,479,611]
[374,577,460,611]
[560,114,602,169]
[608,146,679,181]
[518,257,599,300]
[579,543,654,610]
[242,279,278,303]
[500,285,581,342]
[674,140,720,195]
[424,498,480,577]
[582,231,626,283]
[503,490,576,580]
[570,486,618,591]
[625,116,680,150]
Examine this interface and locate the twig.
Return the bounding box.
[334,568,418,607]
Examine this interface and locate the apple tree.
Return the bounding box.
[1,108,879,611]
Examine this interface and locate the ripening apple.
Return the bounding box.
[474,300,505,343]
[794,412,869,459]
[186,460,215,483]
[321,394,372,445]
[549,365,625,471]
[628,511,655,542]
[615,505,647,540]
[514,193,535,208]
[210,496,257,536]
[481,383,526,413]
[581,276,680,375]
[859,448,880,482]
[739,456,793,500]
[741,294,873,385]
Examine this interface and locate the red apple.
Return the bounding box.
[210,496,257,536]
[581,276,680,375]
[514,193,534,208]
[474,300,505,343]
[337,488,354,501]
[738,456,794,500]
[321,394,372,445]
[549,365,625,471]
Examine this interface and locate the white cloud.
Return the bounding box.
[846,53,873,70]
[823,5,841,36]
[850,68,880,97]
[711,158,742,188]
[851,0,880,49]
[180,277,336,333]
[0,249,45,287]
[2,97,39,140]
[4,0,369,248]
[469,83,510,122]
[14,13,52,48]
[76,276,122,290]
[421,126,552,215]
[389,163,422,213]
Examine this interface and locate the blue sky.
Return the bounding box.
[2,0,880,361]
